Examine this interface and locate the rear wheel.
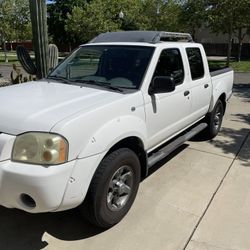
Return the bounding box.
[80,148,141,228]
[204,99,224,139]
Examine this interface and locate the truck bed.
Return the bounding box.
[209,66,233,77]
[210,67,234,108]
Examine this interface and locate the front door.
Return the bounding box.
[144,48,192,150]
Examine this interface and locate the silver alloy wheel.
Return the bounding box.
[214,104,223,131]
[107,165,133,211]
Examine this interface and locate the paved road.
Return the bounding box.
[0,64,16,79]
[0,73,249,250]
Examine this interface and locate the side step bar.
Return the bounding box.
[147,123,207,168]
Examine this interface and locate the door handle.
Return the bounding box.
[184,90,190,96]
[204,84,209,89]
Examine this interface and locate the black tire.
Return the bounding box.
[80,148,141,228]
[204,99,224,139]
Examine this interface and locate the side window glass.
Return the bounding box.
[186,48,204,80]
[153,48,184,85]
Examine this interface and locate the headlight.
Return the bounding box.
[12,132,68,165]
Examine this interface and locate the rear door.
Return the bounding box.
[184,46,212,121]
[144,47,192,150]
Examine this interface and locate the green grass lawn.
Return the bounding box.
[0,53,19,65]
[230,61,250,72]
[208,60,250,72]
[0,51,36,65]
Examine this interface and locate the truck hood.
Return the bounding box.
[0,81,124,135]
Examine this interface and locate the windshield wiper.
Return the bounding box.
[73,79,124,93]
[46,75,72,84]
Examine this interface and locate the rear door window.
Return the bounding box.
[186,48,204,80]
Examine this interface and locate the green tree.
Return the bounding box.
[65,0,185,43]
[65,0,148,43]
[180,0,208,41]
[208,0,250,66]
[14,0,31,41]
[47,0,88,48]
[156,0,184,32]
[65,3,118,43]
[233,1,250,62]
[139,0,183,32]
[0,0,12,62]
[0,0,31,62]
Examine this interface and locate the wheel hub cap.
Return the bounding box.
[214,106,223,130]
[107,165,133,211]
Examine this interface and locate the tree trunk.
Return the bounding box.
[238,41,243,62]
[237,28,246,62]
[226,24,233,67]
[192,26,196,42]
[3,40,8,63]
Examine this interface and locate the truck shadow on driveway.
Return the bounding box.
[0,206,105,250]
[191,115,249,166]
[209,127,249,164]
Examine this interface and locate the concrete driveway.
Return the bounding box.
[0,73,249,250]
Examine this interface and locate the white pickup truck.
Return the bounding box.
[0,31,233,228]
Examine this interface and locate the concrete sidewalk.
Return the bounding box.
[0,73,249,250]
[186,74,250,250]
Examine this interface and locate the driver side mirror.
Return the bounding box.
[148,76,176,95]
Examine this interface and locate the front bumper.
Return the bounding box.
[0,160,75,213]
[0,131,106,213]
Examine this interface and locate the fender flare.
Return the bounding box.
[77,115,147,159]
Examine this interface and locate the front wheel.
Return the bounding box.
[80,148,141,228]
[204,99,224,139]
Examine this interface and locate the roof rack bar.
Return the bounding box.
[89,31,194,44]
[154,32,193,43]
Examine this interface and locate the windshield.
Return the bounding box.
[49,45,154,90]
